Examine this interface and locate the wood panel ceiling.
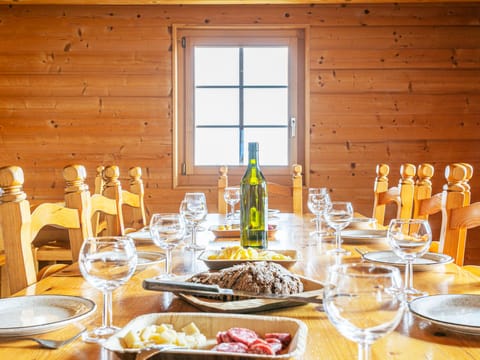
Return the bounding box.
[0,0,478,5]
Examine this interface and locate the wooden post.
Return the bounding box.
[398,163,416,219]
[372,163,390,225]
[292,164,303,216]
[0,166,36,294]
[126,166,147,229]
[63,164,94,261]
[218,166,228,215]
[439,163,467,265]
[102,165,125,236]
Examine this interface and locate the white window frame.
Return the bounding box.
[173,25,309,188]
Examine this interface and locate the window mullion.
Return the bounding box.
[239,47,244,164]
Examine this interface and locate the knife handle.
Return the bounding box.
[143,279,221,293]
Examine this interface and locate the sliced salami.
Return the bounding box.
[212,342,248,353]
[265,338,283,353]
[216,330,232,344]
[248,342,275,355]
[265,332,292,347]
[227,327,259,346]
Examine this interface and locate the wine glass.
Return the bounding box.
[325,201,353,256]
[179,192,208,251]
[387,218,432,301]
[324,263,405,360]
[79,236,137,343]
[307,187,331,238]
[149,213,186,279]
[223,186,240,226]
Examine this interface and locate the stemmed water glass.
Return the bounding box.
[149,213,186,279]
[223,186,240,226]
[179,192,208,251]
[307,187,331,238]
[324,263,405,360]
[79,236,137,343]
[387,218,432,301]
[325,201,353,256]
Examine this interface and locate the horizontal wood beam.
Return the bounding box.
[1,0,479,5]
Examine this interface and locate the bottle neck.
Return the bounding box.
[248,143,259,168]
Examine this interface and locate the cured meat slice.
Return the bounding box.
[265,337,283,353]
[227,327,258,346]
[212,342,248,353]
[248,342,275,355]
[265,332,292,347]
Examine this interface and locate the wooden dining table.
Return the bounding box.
[1,213,480,359]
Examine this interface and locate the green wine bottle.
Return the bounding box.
[240,142,268,249]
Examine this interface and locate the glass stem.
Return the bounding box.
[335,230,341,250]
[405,260,414,291]
[103,290,113,329]
[358,342,371,360]
[316,215,321,234]
[165,247,172,275]
[191,224,197,246]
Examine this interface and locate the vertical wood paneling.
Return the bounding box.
[0,3,479,262]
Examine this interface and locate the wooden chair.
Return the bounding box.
[35,164,124,265]
[217,164,303,215]
[439,163,478,266]
[372,163,416,226]
[0,165,92,295]
[102,165,146,233]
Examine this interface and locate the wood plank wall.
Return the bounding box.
[0,3,479,262]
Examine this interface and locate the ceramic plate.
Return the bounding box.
[103,312,307,358]
[0,295,96,337]
[199,249,298,270]
[340,229,388,243]
[128,228,153,244]
[209,224,278,238]
[362,251,453,271]
[409,294,480,334]
[136,251,166,271]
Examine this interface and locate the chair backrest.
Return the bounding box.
[372,163,416,226]
[120,166,147,231]
[413,163,442,220]
[439,163,477,266]
[0,165,91,294]
[217,164,303,215]
[64,164,124,238]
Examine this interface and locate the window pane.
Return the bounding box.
[244,128,289,166]
[195,88,239,126]
[195,47,239,86]
[195,128,239,166]
[244,88,288,126]
[244,47,288,86]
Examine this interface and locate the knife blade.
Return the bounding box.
[142,279,324,305]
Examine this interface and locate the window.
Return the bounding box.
[173,26,307,187]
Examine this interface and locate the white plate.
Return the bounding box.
[340,229,387,243]
[362,251,453,271]
[136,251,165,271]
[0,295,96,337]
[103,312,307,359]
[128,228,153,244]
[198,249,298,270]
[409,294,480,334]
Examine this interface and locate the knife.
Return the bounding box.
[142,279,324,305]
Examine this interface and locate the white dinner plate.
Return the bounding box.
[361,251,453,271]
[340,229,388,244]
[128,228,153,244]
[136,251,166,272]
[0,295,96,337]
[409,294,480,334]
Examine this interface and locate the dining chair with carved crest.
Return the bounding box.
[0,165,92,295]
